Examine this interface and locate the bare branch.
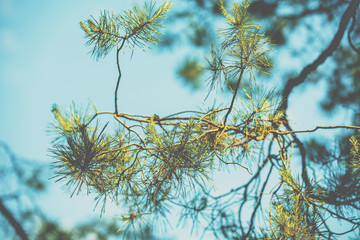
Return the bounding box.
[223,68,245,126]
[348,14,360,56]
[272,125,360,135]
[115,39,126,114]
[0,199,29,240]
[279,0,360,112]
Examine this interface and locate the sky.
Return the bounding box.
[0,0,213,238]
[0,0,355,239]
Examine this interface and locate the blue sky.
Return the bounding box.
[0,0,355,239]
[0,0,212,238]
[0,0,214,160]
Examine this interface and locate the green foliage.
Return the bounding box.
[80,11,120,59]
[188,21,212,47]
[51,103,93,137]
[48,0,360,239]
[50,1,286,234]
[267,201,320,240]
[177,58,204,89]
[52,122,115,196]
[349,135,360,171]
[80,1,172,59]
[144,120,215,193]
[261,169,326,239]
[206,0,272,93]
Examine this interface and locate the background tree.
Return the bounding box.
[0,141,43,240]
[0,142,165,239]
[163,0,360,237]
[49,0,360,239]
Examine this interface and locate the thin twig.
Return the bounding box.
[115,39,126,114]
[348,15,360,56]
[113,114,145,145]
[272,125,360,135]
[223,68,245,125]
[214,151,252,174]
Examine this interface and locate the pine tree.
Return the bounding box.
[50,0,360,238]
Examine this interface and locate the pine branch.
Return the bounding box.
[50,1,360,237]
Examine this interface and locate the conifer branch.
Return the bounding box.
[50,1,360,238]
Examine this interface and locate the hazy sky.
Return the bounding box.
[0,1,212,238]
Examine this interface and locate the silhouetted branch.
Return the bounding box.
[244,163,274,238]
[280,2,345,20]
[284,121,310,189]
[223,68,245,125]
[0,199,29,240]
[348,14,360,56]
[279,0,360,112]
